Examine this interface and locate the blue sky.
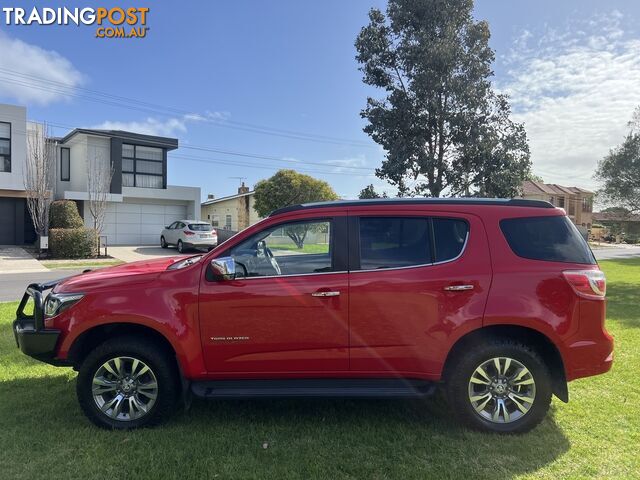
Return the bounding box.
[1,0,640,200]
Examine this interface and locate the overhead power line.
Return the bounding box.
[6,121,376,178]
[0,67,375,148]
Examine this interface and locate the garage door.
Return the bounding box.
[0,198,17,244]
[102,201,187,245]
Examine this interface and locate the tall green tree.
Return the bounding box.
[355,0,531,198]
[253,170,339,248]
[596,108,640,213]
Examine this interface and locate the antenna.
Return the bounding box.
[229,176,247,186]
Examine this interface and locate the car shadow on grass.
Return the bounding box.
[603,282,640,328]
[0,374,570,480]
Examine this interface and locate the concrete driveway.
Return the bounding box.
[107,245,191,263]
[0,246,49,274]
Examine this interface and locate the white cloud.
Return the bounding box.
[0,30,84,105]
[500,10,640,189]
[92,111,227,137]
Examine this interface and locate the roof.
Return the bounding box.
[522,180,593,196]
[269,197,554,216]
[593,212,640,222]
[201,190,254,206]
[58,128,179,150]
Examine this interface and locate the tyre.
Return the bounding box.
[445,339,552,434]
[76,336,179,429]
[177,240,184,253]
[160,236,168,248]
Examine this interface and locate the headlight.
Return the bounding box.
[44,293,84,317]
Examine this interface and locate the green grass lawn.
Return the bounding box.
[269,243,329,254]
[41,260,125,270]
[0,259,638,479]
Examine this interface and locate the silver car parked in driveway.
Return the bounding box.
[160,220,218,253]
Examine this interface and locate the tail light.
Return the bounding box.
[183,230,195,236]
[211,229,217,237]
[563,269,606,299]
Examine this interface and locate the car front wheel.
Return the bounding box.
[160,236,168,248]
[177,240,184,253]
[445,339,552,434]
[76,336,179,429]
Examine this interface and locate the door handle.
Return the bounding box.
[443,284,474,292]
[311,291,341,297]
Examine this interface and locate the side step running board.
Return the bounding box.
[191,378,436,399]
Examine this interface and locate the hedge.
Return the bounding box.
[49,228,97,259]
[49,200,84,229]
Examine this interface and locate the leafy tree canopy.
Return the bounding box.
[358,184,388,199]
[596,107,640,213]
[254,170,339,248]
[355,0,531,198]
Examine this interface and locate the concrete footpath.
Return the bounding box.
[0,246,49,274]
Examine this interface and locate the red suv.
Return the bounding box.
[13,198,613,433]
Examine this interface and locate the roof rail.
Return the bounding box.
[269,198,554,216]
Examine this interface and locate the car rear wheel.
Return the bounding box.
[445,339,552,434]
[160,236,168,248]
[76,336,179,429]
[177,240,184,253]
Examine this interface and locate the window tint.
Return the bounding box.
[60,148,70,181]
[228,220,332,277]
[122,143,164,188]
[189,223,212,231]
[0,121,10,173]
[359,217,431,270]
[500,216,596,264]
[433,218,469,262]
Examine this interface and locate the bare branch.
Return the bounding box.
[86,149,114,252]
[24,122,54,238]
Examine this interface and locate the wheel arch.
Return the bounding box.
[443,324,568,403]
[67,322,181,374]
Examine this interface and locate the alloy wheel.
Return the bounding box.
[467,356,536,424]
[92,356,158,421]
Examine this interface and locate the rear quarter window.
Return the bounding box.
[500,215,596,264]
[433,218,469,262]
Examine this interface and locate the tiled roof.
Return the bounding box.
[201,190,254,206]
[522,180,593,196]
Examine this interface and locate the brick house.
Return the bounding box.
[520,180,594,228]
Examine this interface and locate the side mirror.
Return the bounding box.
[210,256,236,281]
[165,226,170,229]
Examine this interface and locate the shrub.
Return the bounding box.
[49,228,97,258]
[49,200,84,229]
[624,234,639,245]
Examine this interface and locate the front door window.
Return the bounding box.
[228,219,332,277]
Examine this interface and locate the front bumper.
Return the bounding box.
[13,280,67,366]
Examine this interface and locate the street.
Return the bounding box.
[592,245,640,260]
[0,270,83,302]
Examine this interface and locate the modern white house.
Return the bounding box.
[0,103,201,246]
[0,104,38,245]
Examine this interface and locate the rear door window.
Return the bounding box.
[500,215,596,264]
[358,217,432,270]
